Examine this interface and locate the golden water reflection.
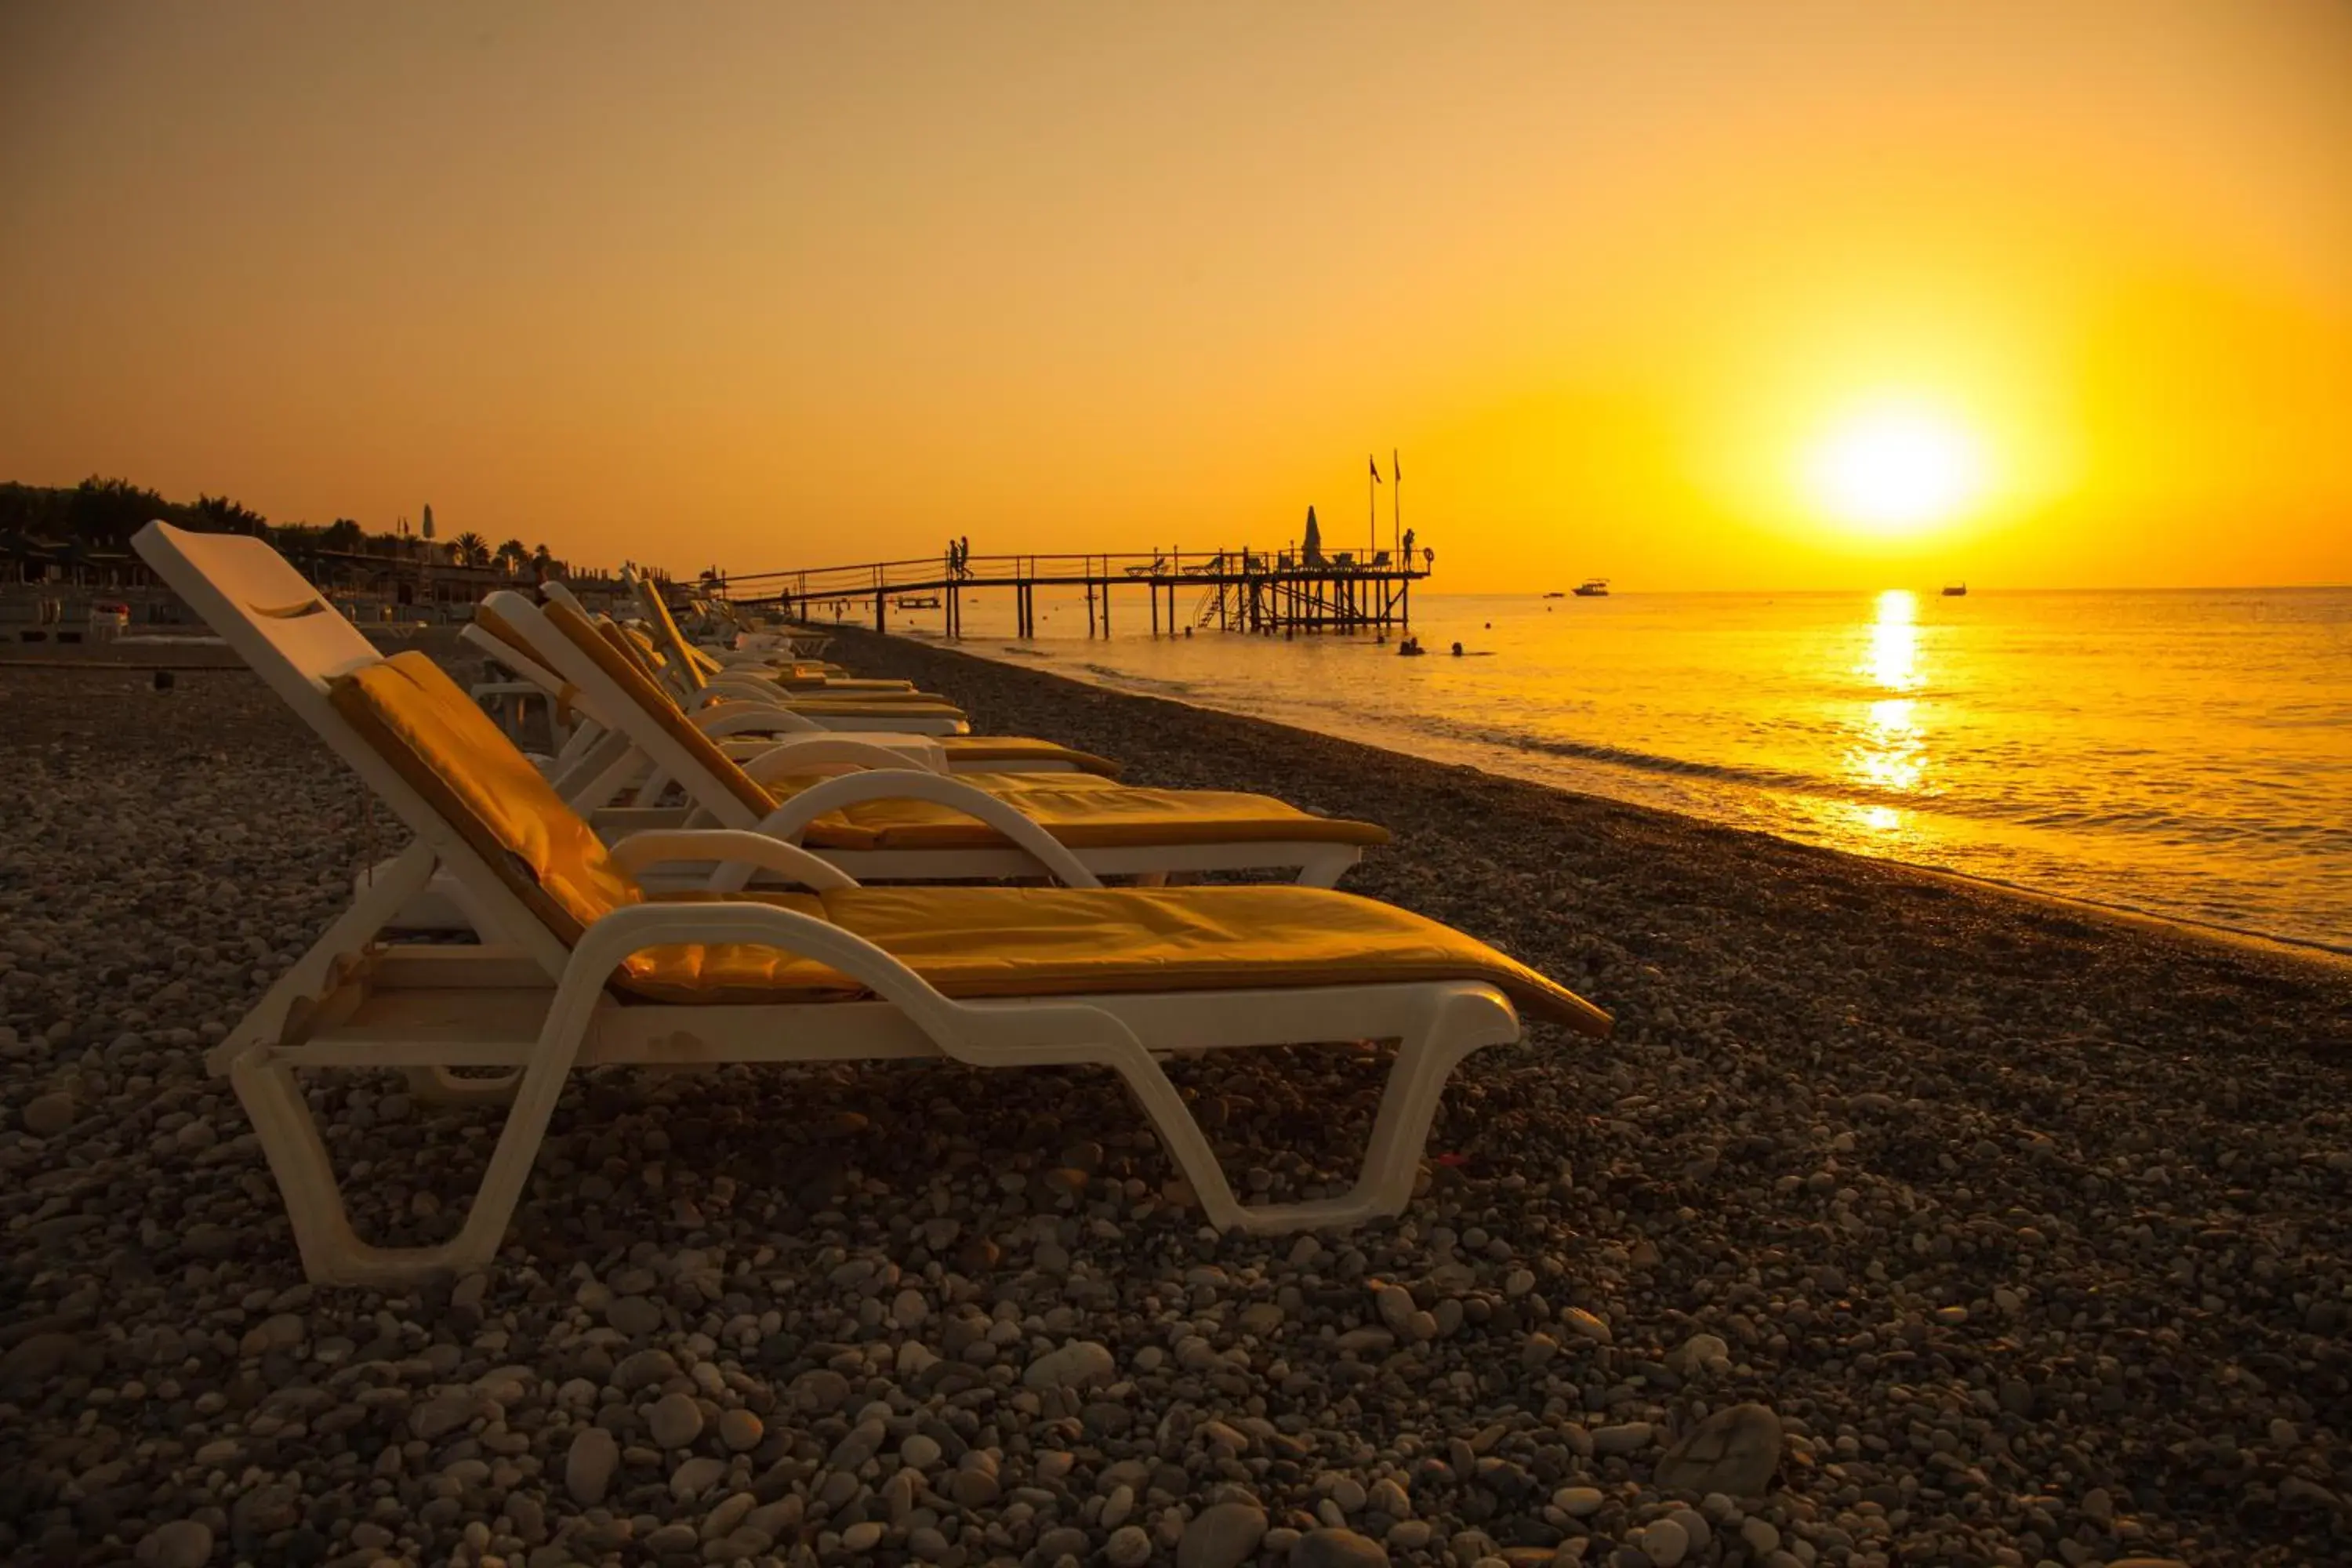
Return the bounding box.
[1847,590,1927,827]
[1866,589,1918,691]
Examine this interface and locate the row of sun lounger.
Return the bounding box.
[134,521,1611,1286]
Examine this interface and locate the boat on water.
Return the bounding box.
[1941,583,1967,597]
[1572,578,1610,597]
[1541,590,1566,599]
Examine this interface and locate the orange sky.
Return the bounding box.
[3,2,2347,590]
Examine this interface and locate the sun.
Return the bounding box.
[1809,405,1984,532]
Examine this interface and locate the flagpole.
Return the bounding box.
[1367,460,1376,560]
[1392,448,1401,559]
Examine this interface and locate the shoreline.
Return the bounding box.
[4,650,2351,1565]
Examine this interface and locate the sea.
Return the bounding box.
[836,585,2352,953]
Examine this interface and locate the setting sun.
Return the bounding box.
[1809,407,1986,532]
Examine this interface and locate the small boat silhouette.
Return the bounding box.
[1941,583,1967,597]
[1572,578,1610,597]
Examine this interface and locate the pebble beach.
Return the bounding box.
[5,637,2350,1568]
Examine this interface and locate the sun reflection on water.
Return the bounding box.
[1846,590,1928,829]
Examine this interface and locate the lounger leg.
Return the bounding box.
[1112,985,1519,1233]
[1294,846,1360,889]
[230,971,604,1287]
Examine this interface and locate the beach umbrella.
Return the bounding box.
[1302,505,1323,565]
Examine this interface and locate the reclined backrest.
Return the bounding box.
[327,650,643,945]
[133,521,380,714]
[631,570,710,692]
[488,590,774,820]
[131,522,582,978]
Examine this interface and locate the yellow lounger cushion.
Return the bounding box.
[331,652,647,946]
[762,774,1391,852]
[325,654,1608,1036]
[938,736,1122,777]
[630,885,1610,1034]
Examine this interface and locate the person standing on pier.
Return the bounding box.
[1403,528,1415,567]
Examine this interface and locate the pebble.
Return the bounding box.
[647,1390,704,1448]
[1376,1284,1417,1330]
[1591,1421,1653,1456]
[565,1426,619,1505]
[670,1454,726,1499]
[1654,1404,1784,1497]
[1640,1517,1690,1566]
[1023,1340,1116,1391]
[1106,1524,1155,1567]
[136,1520,213,1568]
[21,1090,76,1137]
[1560,1306,1613,1344]
[1294,1526,1392,1567]
[1180,1502,1269,1568]
[718,1407,763,1451]
[607,1294,663,1336]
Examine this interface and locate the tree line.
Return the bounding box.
[0,475,591,579]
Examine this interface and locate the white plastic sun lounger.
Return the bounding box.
[131,520,1612,1286]
[495,590,1388,888]
[547,585,973,738]
[464,604,1113,779]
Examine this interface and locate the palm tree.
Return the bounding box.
[450,531,491,568]
[495,538,528,574]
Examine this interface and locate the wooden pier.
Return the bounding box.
[720,547,1428,640]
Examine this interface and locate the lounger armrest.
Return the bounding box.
[693,702,821,736]
[688,683,786,712]
[738,736,946,782]
[607,829,860,891]
[703,673,795,703]
[754,773,1104,888]
[563,902,1134,1064]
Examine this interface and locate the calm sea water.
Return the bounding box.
[837,586,2352,952]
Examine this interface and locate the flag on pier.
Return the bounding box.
[1369,455,1382,483]
[1393,449,1401,483]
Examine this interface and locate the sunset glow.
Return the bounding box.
[1810,408,1985,534]
[1,2,2347,590]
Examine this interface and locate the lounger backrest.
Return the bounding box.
[133,521,380,713]
[462,606,583,720]
[630,571,710,694]
[130,523,581,978]
[487,591,774,822]
[327,652,644,946]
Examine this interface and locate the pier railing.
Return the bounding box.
[717,546,1426,639]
